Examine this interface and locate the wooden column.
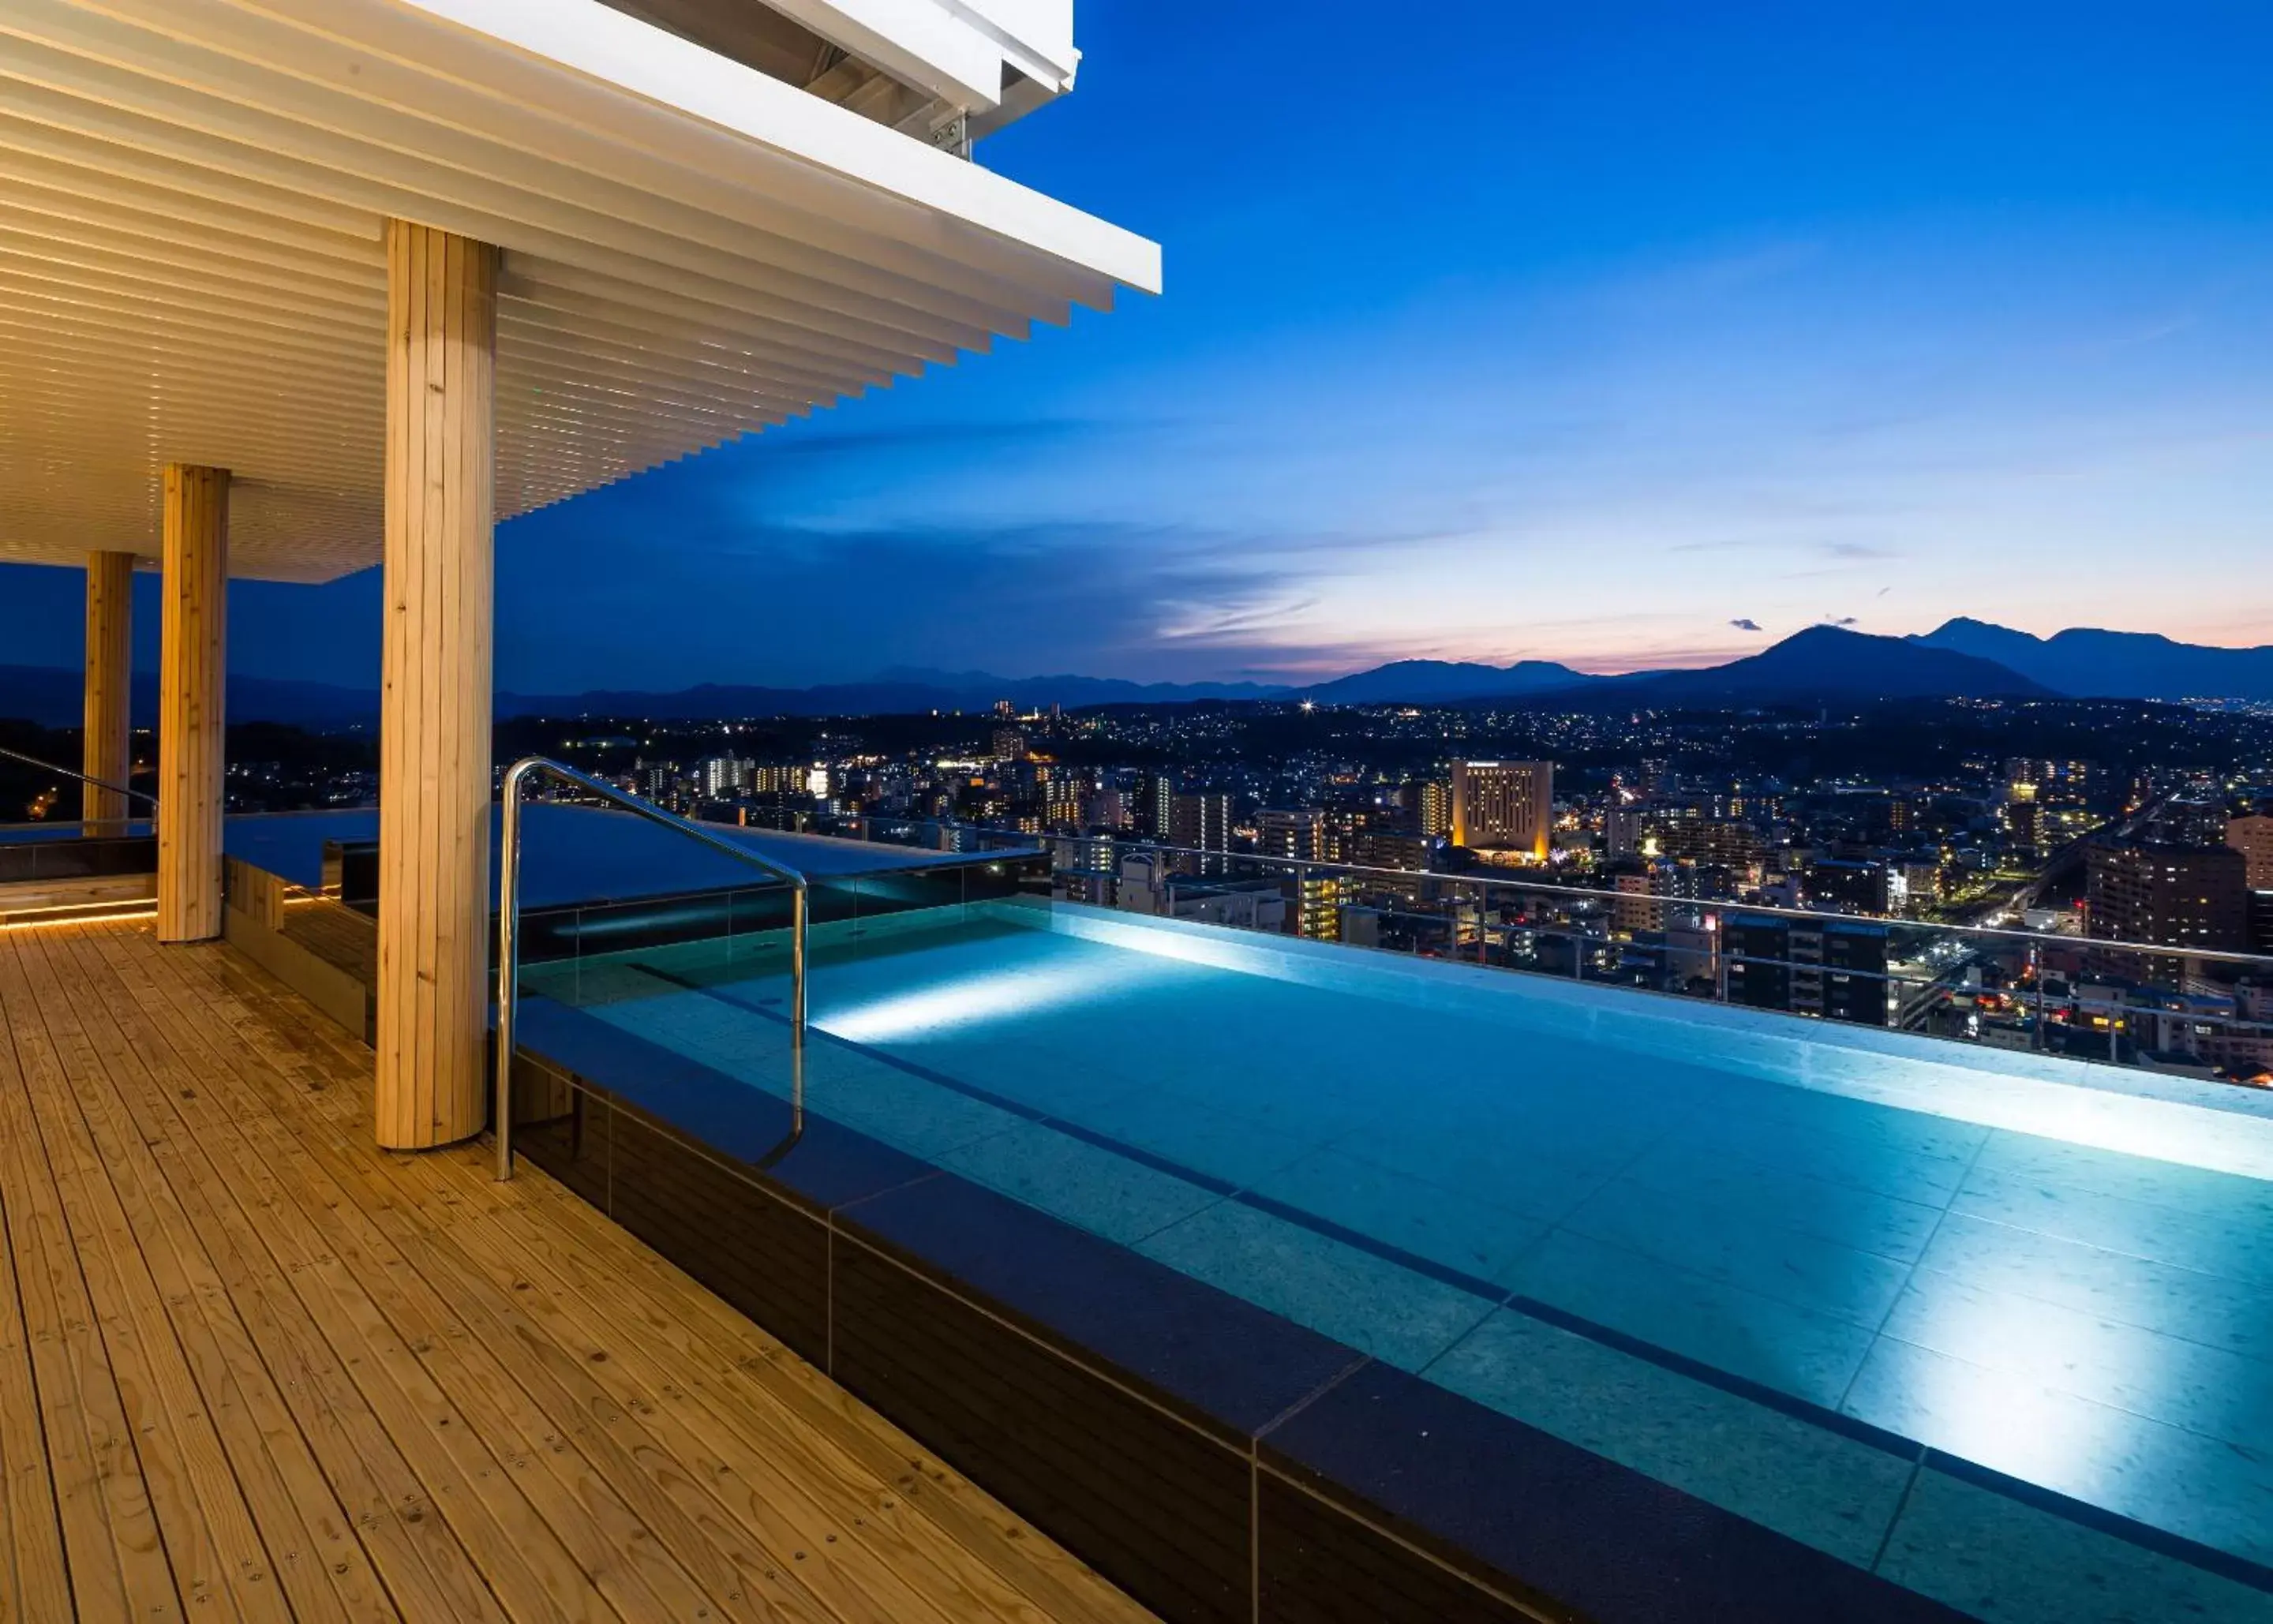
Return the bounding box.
[156,466,229,943]
[82,550,135,831]
[376,219,497,1151]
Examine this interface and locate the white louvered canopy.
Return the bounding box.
[0,0,1159,582]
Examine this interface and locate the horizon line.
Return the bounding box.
[7,616,2271,699]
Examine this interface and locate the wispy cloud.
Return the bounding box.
[1668,537,1900,563]
[753,417,1126,459]
[1595,238,1827,312]
[486,199,2273,685]
[496,503,1438,689]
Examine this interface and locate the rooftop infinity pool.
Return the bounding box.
[521,896,2273,1623]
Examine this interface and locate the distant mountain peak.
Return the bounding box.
[1304,657,1602,705]
[1914,620,2273,702]
[6,616,2270,728]
[1608,625,2052,705]
[1924,615,2031,638]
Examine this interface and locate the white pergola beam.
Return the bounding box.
[0,0,1157,581]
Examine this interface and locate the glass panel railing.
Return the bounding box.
[764,814,2272,1094]
[496,788,1058,1183]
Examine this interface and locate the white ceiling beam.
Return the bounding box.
[0,0,1156,580]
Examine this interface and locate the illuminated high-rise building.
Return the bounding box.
[1255,808,1344,934]
[2003,779,2042,859]
[1605,803,1645,859]
[1086,788,1128,831]
[1169,791,1232,874]
[1607,862,1661,935]
[2150,798,2231,848]
[2229,810,2273,890]
[1646,810,1762,874]
[2088,837,2250,957]
[1256,806,1327,861]
[1724,915,1892,1027]
[1042,772,1088,829]
[1290,871,1346,940]
[699,755,752,799]
[1347,828,1428,907]
[1401,777,1452,838]
[1348,828,1428,874]
[1136,773,1175,840]
[1808,857,1890,916]
[1450,761,1552,860]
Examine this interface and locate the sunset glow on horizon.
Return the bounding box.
[0,2,2264,694]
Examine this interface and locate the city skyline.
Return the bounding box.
[1,2,2267,694]
[7,9,2268,1614]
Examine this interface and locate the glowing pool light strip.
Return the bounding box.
[814,959,1148,1045]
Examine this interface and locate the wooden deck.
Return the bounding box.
[0,919,1155,1624]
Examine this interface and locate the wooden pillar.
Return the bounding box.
[376,219,497,1151]
[82,550,135,831]
[156,466,229,943]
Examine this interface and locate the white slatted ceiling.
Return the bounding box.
[0,0,1156,582]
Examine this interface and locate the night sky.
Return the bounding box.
[2,1,2267,693]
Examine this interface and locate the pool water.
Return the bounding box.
[523,900,2273,1623]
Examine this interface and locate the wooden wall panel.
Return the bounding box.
[375,219,497,1151]
[222,855,288,931]
[155,466,228,943]
[82,549,135,831]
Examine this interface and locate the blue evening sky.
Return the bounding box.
[3,1,2268,691]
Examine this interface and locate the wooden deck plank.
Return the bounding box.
[0,937,181,1624]
[170,928,1156,1624]
[0,918,1152,1624]
[498,1196,1159,1624]
[18,931,328,1624]
[135,920,1042,1624]
[62,937,621,1624]
[14,930,306,1624]
[168,932,1155,1624]
[0,985,75,1624]
[131,1026,722,1624]
[56,931,513,1624]
[36,926,402,1624]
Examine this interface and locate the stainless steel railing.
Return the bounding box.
[494,757,811,1181]
[0,744,158,814]
[766,807,2273,1076]
[807,810,2273,970]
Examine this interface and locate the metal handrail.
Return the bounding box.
[494,757,810,1181]
[818,812,2273,974]
[0,744,158,810]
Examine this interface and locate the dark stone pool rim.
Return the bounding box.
[510,994,1997,1624]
